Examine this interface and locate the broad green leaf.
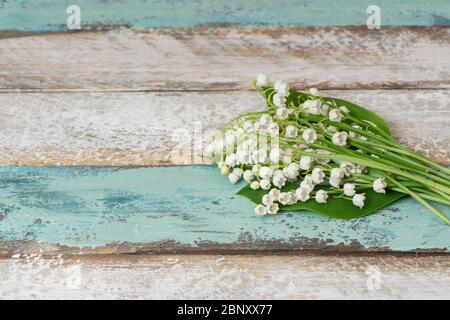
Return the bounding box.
[237,183,406,219]
[266,89,392,136]
[324,97,392,135]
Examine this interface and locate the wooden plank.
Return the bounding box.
[1,0,449,32]
[1,28,450,91]
[0,166,448,255]
[1,254,449,299]
[0,90,448,166]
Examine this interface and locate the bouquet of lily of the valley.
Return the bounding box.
[205,74,450,224]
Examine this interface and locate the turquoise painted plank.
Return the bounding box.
[0,166,448,252]
[0,0,449,32]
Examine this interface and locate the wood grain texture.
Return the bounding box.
[0,90,448,166]
[0,166,448,255]
[1,254,449,299]
[1,0,449,32]
[1,28,450,91]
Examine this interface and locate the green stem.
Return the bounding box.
[345,113,395,142]
[295,150,450,195]
[380,172,450,225]
[353,139,450,176]
[296,117,450,184]
[350,140,449,181]
[409,187,450,205]
[348,140,450,187]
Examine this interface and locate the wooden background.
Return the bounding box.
[0,0,449,299]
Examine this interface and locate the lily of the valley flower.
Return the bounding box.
[266,203,280,214]
[228,167,243,184]
[259,166,274,179]
[259,114,273,126]
[260,179,271,190]
[315,189,328,203]
[343,183,356,196]
[224,132,236,147]
[373,177,387,193]
[275,107,290,119]
[330,168,345,181]
[282,154,292,164]
[273,93,286,107]
[340,162,355,176]
[352,193,366,209]
[329,109,344,122]
[262,194,273,206]
[299,156,314,170]
[236,150,251,164]
[250,181,260,190]
[225,153,238,166]
[221,165,229,175]
[330,167,345,188]
[254,204,267,215]
[285,125,298,138]
[256,73,268,87]
[243,170,254,182]
[274,81,290,97]
[273,173,287,188]
[233,168,243,178]
[278,192,291,205]
[269,148,281,163]
[242,139,257,152]
[332,131,348,146]
[311,167,325,184]
[251,149,268,164]
[303,99,322,115]
[283,162,300,179]
[269,188,280,200]
[267,123,279,135]
[302,128,318,144]
[300,175,315,193]
[339,106,350,114]
[295,187,310,202]
[309,88,319,96]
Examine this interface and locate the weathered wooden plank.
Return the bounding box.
[1,28,450,91]
[1,0,449,32]
[1,254,449,299]
[0,166,448,255]
[0,90,448,166]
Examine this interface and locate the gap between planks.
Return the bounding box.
[0,90,448,166]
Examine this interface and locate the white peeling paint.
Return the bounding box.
[0,90,448,165]
[0,255,449,299]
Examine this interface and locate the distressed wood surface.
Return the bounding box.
[0,90,448,166]
[0,166,448,256]
[0,26,449,256]
[1,28,450,91]
[1,254,449,299]
[1,0,449,32]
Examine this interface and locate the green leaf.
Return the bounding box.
[324,97,392,135]
[237,183,406,219]
[281,90,392,136]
